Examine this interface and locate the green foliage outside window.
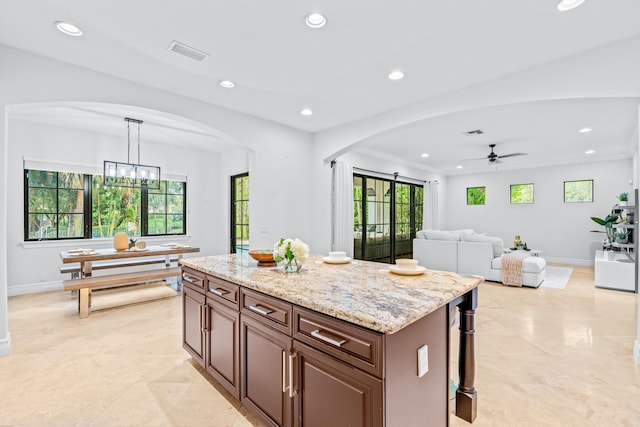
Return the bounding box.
[353,177,364,232]
[26,170,84,239]
[231,173,249,253]
[564,180,593,203]
[25,168,186,240]
[467,187,486,205]
[510,183,534,204]
[148,181,185,235]
[92,178,140,238]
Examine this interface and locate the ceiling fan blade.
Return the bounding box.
[497,153,527,158]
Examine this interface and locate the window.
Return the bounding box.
[564,180,593,203]
[230,173,249,253]
[24,168,186,241]
[25,170,88,239]
[353,174,423,263]
[466,187,486,205]
[147,181,186,235]
[92,178,141,238]
[510,183,534,204]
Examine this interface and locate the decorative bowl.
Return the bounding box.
[249,249,276,266]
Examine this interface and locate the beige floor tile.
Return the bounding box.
[3,264,639,426]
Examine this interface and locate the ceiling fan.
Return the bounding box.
[482,144,528,163]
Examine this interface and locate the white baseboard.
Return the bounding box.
[544,257,593,267]
[8,280,63,297]
[0,332,11,357]
[635,340,640,366]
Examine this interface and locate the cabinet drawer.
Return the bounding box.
[206,275,240,309]
[293,307,383,377]
[182,267,206,292]
[240,288,292,335]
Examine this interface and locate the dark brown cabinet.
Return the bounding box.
[183,267,451,427]
[182,284,205,366]
[182,267,240,398]
[240,314,293,427]
[293,340,382,427]
[205,299,239,398]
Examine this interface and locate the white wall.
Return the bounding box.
[310,35,640,258]
[6,119,225,294]
[446,159,633,265]
[0,45,313,356]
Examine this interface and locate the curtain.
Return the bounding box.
[423,180,439,230]
[331,161,354,256]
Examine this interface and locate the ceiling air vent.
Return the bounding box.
[168,40,210,62]
[463,129,484,136]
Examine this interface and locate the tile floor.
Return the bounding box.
[1,264,639,426]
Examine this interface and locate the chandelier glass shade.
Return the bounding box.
[103,118,161,189]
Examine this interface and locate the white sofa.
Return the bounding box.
[413,230,546,288]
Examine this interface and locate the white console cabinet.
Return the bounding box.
[594,250,636,292]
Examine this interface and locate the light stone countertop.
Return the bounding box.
[180,254,482,334]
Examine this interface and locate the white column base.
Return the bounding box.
[0,332,11,357]
[634,340,640,366]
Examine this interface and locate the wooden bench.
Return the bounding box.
[60,256,180,278]
[63,267,182,318]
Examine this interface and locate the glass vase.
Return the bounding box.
[283,259,302,273]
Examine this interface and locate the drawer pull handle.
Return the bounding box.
[183,275,198,284]
[209,288,228,296]
[282,351,287,393]
[311,329,347,347]
[288,352,297,398]
[249,304,273,316]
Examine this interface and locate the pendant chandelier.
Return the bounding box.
[103,117,161,189]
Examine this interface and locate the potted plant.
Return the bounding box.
[591,214,619,248]
[619,192,629,206]
[616,230,629,244]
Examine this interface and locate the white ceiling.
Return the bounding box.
[1,0,640,173]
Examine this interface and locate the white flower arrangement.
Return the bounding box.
[273,238,309,272]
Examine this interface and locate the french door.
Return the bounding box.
[353,174,423,263]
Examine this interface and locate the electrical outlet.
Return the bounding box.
[417,344,429,378]
[260,225,268,233]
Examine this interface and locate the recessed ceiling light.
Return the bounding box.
[388,71,405,81]
[456,165,463,169]
[305,13,327,28]
[579,127,592,133]
[219,80,235,89]
[557,0,586,11]
[54,21,82,37]
[585,150,595,154]
[300,108,313,116]
[421,153,429,158]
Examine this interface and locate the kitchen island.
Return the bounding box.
[180,254,481,426]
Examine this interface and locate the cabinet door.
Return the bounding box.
[183,285,206,367]
[241,315,293,427]
[205,298,240,399]
[293,341,382,427]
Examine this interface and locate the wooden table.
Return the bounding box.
[60,245,200,318]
